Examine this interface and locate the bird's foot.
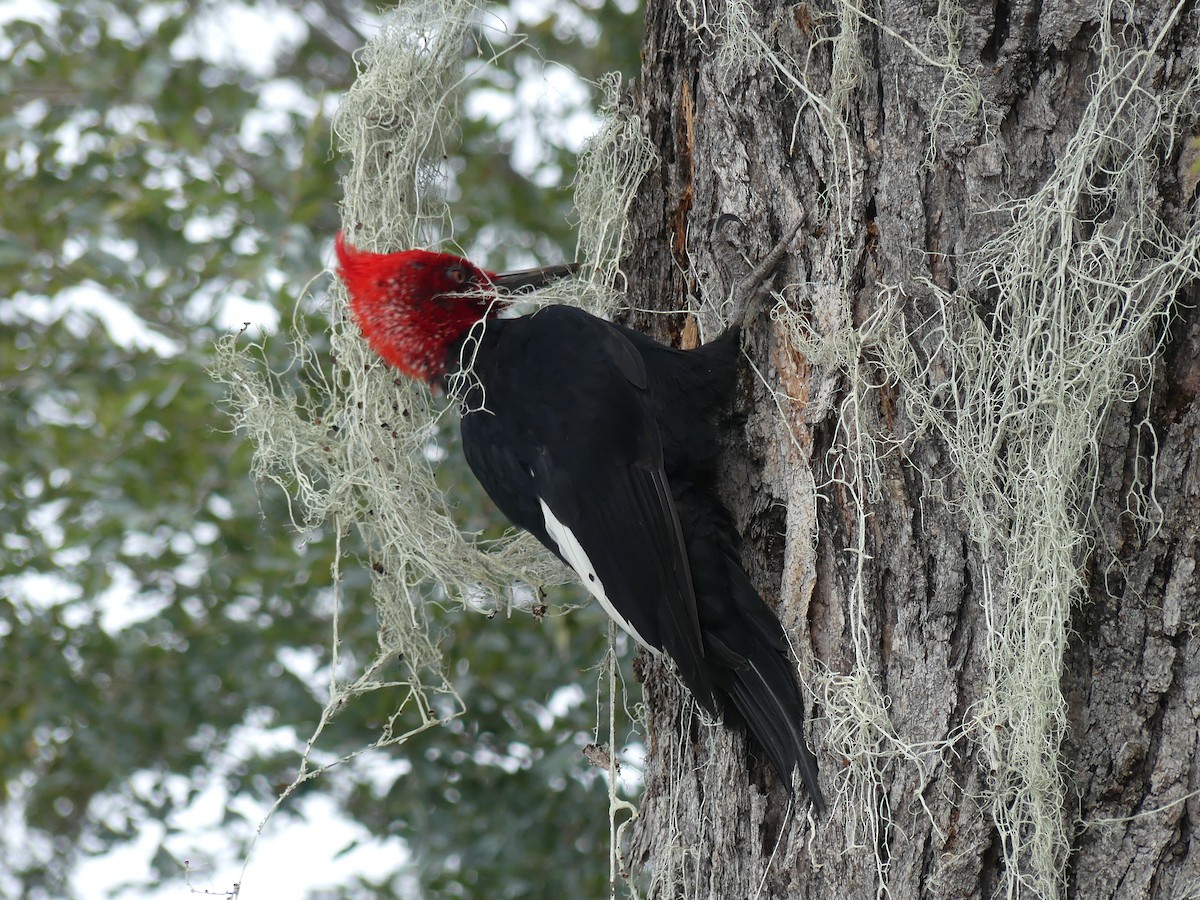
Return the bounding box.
[712,214,804,327]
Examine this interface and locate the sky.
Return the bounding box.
[1,0,609,897]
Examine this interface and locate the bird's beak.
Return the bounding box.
[490,262,580,294]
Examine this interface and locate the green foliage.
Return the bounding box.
[0,0,642,896]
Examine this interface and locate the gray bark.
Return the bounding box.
[619,0,1200,897]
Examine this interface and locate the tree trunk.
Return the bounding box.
[620,0,1200,896]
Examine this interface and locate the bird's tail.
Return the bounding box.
[675,483,825,812]
[721,610,825,813]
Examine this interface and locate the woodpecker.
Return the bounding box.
[336,233,824,811]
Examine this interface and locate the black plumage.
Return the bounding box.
[449,305,824,811]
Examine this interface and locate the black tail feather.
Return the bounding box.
[726,650,825,813]
[674,482,825,812]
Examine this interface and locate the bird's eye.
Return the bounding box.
[447,265,467,285]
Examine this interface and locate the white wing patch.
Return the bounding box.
[538,497,659,655]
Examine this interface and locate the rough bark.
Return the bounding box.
[619,0,1200,897]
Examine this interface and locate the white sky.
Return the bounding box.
[70,769,414,900]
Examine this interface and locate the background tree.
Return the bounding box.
[0,1,641,896]
[619,0,1200,896]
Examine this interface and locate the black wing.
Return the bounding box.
[454,307,714,711]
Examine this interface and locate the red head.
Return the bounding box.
[335,234,502,383]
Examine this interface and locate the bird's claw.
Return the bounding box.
[712,214,803,326]
[731,219,803,324]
